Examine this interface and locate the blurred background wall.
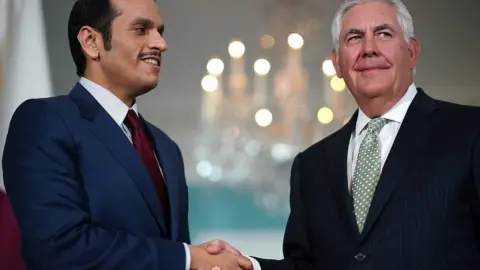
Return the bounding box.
[1,0,479,258]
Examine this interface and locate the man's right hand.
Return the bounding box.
[189,244,251,270]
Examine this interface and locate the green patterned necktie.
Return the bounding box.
[352,117,390,232]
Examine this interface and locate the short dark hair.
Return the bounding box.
[68,0,121,76]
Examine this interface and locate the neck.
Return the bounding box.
[83,69,135,107]
[357,96,400,118]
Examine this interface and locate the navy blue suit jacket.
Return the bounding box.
[2,83,190,270]
[256,89,480,269]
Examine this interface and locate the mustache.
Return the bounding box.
[138,51,161,59]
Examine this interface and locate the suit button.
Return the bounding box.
[354,253,366,261]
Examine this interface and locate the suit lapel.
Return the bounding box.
[141,118,181,240]
[69,84,168,234]
[326,112,360,240]
[360,88,436,241]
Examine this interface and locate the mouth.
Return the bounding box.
[355,66,389,74]
[140,56,160,67]
[360,67,384,71]
[354,63,390,72]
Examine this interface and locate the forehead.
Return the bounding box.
[341,2,400,31]
[112,0,162,24]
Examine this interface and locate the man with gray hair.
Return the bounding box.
[207,0,480,269]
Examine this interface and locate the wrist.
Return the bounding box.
[188,245,204,268]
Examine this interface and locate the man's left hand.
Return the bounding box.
[200,239,253,270]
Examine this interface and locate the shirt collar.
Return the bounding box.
[355,83,418,136]
[79,77,139,126]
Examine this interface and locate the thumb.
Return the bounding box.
[237,256,253,270]
[206,244,223,254]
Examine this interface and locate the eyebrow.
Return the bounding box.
[344,28,364,38]
[343,23,396,39]
[374,23,395,33]
[132,17,165,34]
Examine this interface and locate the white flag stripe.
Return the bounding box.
[0,0,7,44]
[0,0,53,190]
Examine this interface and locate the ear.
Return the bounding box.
[331,49,343,78]
[77,26,102,60]
[407,37,421,70]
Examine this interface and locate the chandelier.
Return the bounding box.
[187,1,354,214]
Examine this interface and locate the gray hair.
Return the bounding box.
[331,0,415,52]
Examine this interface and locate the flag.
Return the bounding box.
[0,0,12,84]
[0,0,53,190]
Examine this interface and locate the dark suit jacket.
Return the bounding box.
[2,83,190,270]
[256,88,480,270]
[0,191,25,270]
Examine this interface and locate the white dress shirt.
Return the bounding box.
[347,83,417,191]
[248,83,418,270]
[79,77,191,270]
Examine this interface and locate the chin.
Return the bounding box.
[142,74,160,86]
[134,80,158,96]
[147,77,159,88]
[144,81,159,91]
[356,83,391,98]
[355,78,391,95]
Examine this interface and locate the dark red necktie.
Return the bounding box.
[124,110,170,228]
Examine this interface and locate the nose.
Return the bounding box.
[148,31,167,52]
[361,34,379,57]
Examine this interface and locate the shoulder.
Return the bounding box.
[9,97,70,130]
[430,97,480,132]
[6,96,75,145]
[11,95,72,120]
[434,98,480,115]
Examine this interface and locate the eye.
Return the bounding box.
[134,26,146,34]
[378,32,392,38]
[347,35,361,42]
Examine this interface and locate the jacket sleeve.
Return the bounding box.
[171,142,191,245]
[473,119,480,247]
[2,99,186,270]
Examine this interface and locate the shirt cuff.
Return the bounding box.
[246,256,262,270]
[183,243,191,270]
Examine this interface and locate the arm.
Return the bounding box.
[473,123,480,247]
[175,144,192,270]
[174,143,191,245]
[2,100,185,270]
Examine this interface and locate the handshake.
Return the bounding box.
[188,239,253,270]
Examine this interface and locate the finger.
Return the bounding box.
[209,239,221,246]
[204,239,221,248]
[206,244,223,254]
[213,240,241,256]
[224,245,241,256]
[200,239,219,248]
[237,256,252,269]
[211,267,221,270]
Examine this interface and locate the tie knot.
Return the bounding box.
[124,109,141,132]
[367,118,390,135]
